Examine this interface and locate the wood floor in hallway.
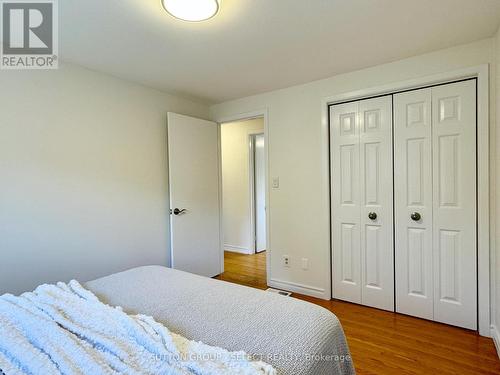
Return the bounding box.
[215,250,267,289]
[215,251,500,375]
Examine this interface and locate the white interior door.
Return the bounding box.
[330,101,362,304]
[331,96,393,311]
[331,80,477,326]
[167,112,221,278]
[359,96,394,311]
[431,80,477,329]
[254,134,267,252]
[394,88,434,320]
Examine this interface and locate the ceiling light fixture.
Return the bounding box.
[162,0,220,22]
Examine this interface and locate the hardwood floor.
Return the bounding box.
[215,251,500,375]
[216,250,267,289]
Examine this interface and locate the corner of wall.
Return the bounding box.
[494,22,500,349]
[491,325,500,359]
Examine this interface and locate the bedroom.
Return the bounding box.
[1,0,500,374]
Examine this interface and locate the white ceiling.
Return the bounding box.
[60,0,500,104]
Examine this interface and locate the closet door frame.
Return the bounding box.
[324,65,490,337]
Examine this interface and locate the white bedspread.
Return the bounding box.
[0,280,275,375]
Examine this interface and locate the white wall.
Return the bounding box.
[0,62,209,295]
[210,38,497,302]
[221,118,264,254]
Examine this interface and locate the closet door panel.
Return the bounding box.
[359,96,394,311]
[331,102,361,303]
[432,80,477,330]
[394,89,434,319]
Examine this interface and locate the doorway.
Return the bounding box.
[218,117,268,289]
[251,133,267,253]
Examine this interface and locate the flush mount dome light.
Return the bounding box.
[162,0,220,22]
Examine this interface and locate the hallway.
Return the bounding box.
[215,251,267,290]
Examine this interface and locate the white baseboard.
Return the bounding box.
[224,244,254,255]
[491,325,500,359]
[268,278,328,300]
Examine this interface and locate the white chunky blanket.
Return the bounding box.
[0,280,276,375]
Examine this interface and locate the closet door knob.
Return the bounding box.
[368,212,377,220]
[411,212,421,221]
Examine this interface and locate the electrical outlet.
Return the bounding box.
[301,258,309,270]
[272,177,280,189]
[283,255,290,267]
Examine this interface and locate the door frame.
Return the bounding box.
[216,109,271,281]
[249,132,266,253]
[322,65,490,336]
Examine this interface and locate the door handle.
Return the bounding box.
[171,208,187,216]
[411,212,421,221]
[368,212,377,220]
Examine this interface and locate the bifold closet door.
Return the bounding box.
[331,96,394,311]
[331,101,361,304]
[432,80,477,330]
[359,97,394,311]
[394,80,477,329]
[394,88,434,320]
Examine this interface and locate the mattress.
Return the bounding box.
[85,266,355,375]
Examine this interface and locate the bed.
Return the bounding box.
[85,265,355,375]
